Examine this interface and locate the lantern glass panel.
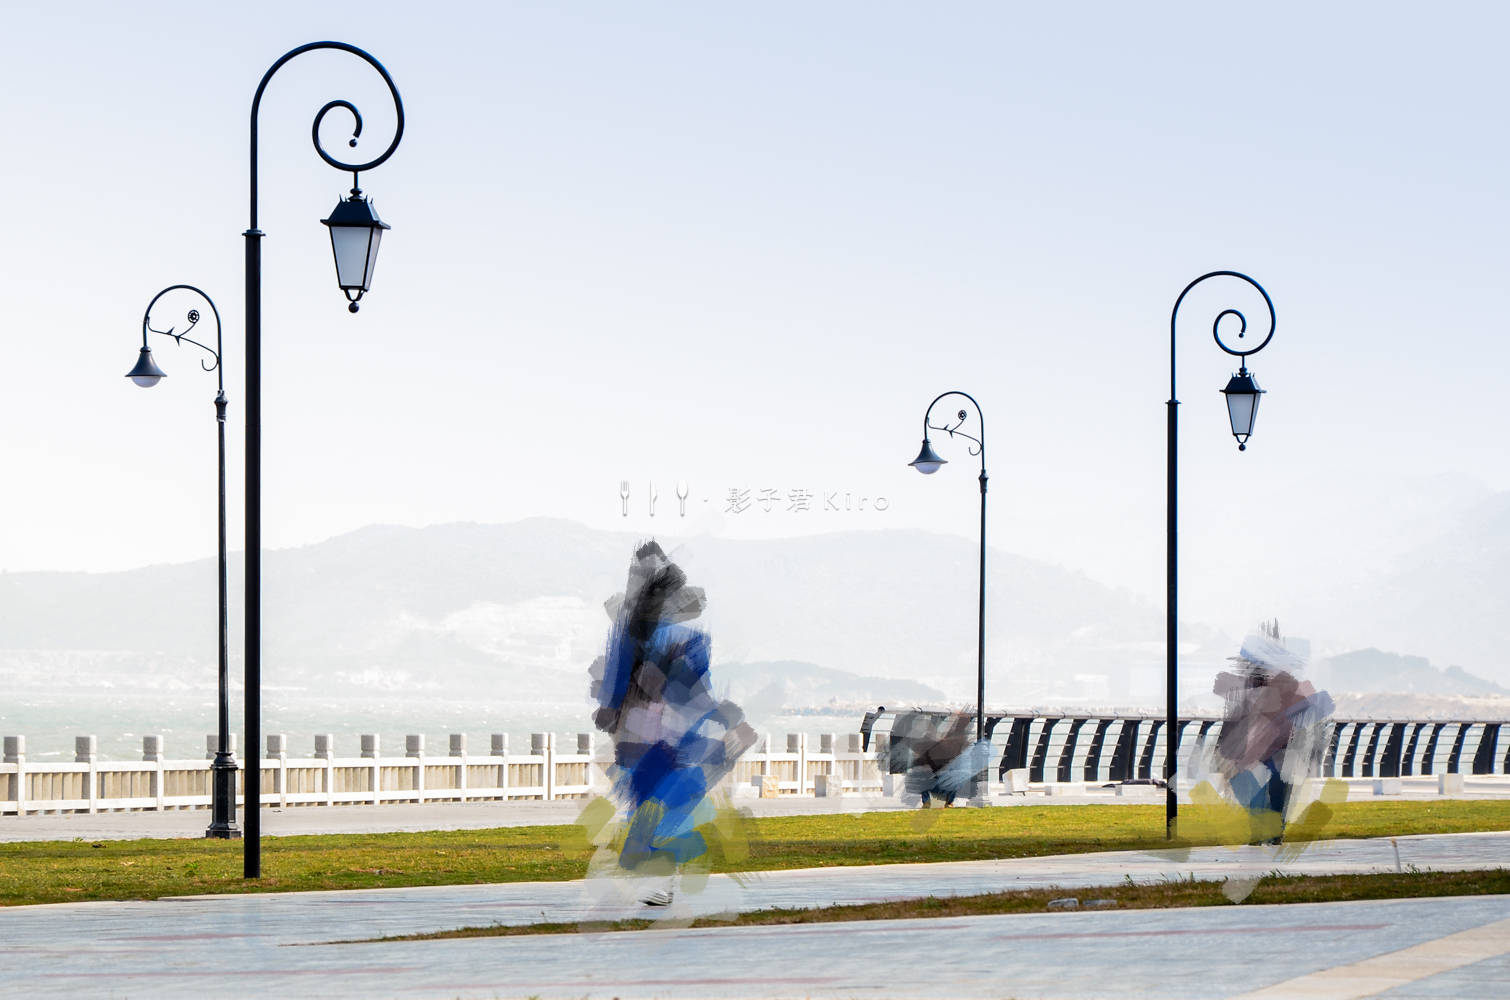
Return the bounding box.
[329,226,377,291]
[1226,389,1259,439]
[361,227,383,290]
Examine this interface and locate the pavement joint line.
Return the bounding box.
[1224,913,1510,999]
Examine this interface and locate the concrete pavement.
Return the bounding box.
[2,831,1508,998]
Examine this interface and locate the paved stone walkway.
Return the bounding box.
[2,831,1507,998]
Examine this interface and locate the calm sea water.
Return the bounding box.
[1,690,863,762]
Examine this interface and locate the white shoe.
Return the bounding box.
[640,889,675,906]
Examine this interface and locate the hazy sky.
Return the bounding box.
[1,2,1505,659]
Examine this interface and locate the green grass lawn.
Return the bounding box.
[2,799,1507,907]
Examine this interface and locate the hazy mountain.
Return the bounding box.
[1323,490,1510,683]
[1315,648,1508,697]
[3,517,1507,726]
[0,518,1221,710]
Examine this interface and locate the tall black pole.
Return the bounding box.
[207,386,240,839]
[242,42,405,879]
[1165,395,1178,838]
[976,469,987,747]
[1166,270,1276,840]
[243,227,262,875]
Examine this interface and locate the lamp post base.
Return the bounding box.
[968,770,992,807]
[205,752,243,839]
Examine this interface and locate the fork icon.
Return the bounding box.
[619,480,630,517]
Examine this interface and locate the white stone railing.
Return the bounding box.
[732,732,885,797]
[0,731,885,816]
[0,732,593,816]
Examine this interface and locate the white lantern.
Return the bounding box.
[1221,368,1265,450]
[321,192,390,312]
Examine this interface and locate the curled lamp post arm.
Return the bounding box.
[248,41,406,229]
[921,390,986,467]
[1168,270,1276,399]
[142,284,224,392]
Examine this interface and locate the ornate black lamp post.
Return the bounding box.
[126,285,239,840]
[1166,271,1275,837]
[908,391,989,750]
[243,42,404,876]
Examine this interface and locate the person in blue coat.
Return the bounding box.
[589,541,756,905]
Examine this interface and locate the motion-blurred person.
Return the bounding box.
[882,709,990,807]
[1211,625,1334,844]
[588,541,756,905]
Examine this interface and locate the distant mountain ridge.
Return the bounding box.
[1317,647,1508,697]
[1322,489,1510,682]
[0,518,1202,708]
[4,517,1503,713]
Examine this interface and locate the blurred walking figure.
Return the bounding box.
[1210,621,1334,844]
[587,541,756,905]
[883,709,990,807]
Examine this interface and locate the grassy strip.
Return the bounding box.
[367,868,1510,942]
[2,799,1508,907]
